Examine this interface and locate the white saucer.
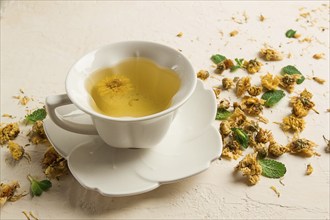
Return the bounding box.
[44,80,222,197]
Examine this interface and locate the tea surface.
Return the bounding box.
[86,58,180,117]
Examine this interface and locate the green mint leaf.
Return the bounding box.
[37,180,52,191]
[231,128,249,149]
[230,58,245,72]
[215,108,232,120]
[31,181,43,196]
[285,29,296,38]
[211,54,227,64]
[259,159,286,178]
[261,90,286,107]
[28,175,52,197]
[25,108,47,123]
[282,65,301,74]
[281,65,305,84]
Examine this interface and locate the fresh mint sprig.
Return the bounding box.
[27,175,52,197]
[25,108,47,123]
[230,58,245,72]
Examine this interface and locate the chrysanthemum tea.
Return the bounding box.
[86,58,181,117]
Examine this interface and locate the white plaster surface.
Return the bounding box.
[0,1,329,219]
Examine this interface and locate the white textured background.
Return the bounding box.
[1,1,329,219]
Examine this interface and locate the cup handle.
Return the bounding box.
[45,94,98,135]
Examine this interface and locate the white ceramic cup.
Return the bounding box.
[45,41,196,148]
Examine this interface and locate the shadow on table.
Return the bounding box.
[65,173,198,216]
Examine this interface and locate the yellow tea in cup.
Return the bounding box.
[86,58,181,117]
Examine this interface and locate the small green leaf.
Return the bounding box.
[28,175,52,197]
[261,90,286,107]
[285,29,296,38]
[281,65,305,84]
[282,65,300,75]
[25,108,47,123]
[231,128,249,149]
[211,54,227,64]
[37,180,52,191]
[31,181,43,196]
[230,58,245,72]
[215,108,232,120]
[259,159,286,178]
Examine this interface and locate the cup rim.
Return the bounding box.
[65,41,197,122]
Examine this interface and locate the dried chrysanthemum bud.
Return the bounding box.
[222,140,243,160]
[259,48,283,61]
[291,101,309,118]
[219,99,231,109]
[245,59,263,74]
[0,181,25,206]
[236,77,251,97]
[247,86,263,96]
[253,143,268,158]
[29,120,48,145]
[229,108,247,126]
[247,135,258,148]
[279,74,300,93]
[216,59,234,74]
[240,96,265,116]
[235,153,262,185]
[216,62,226,74]
[300,89,313,99]
[243,120,259,133]
[254,143,268,158]
[42,146,69,179]
[287,138,318,157]
[219,121,232,137]
[0,123,20,145]
[261,73,280,91]
[290,89,316,118]
[255,128,273,143]
[222,78,234,90]
[197,70,209,80]
[7,141,25,161]
[280,115,305,133]
[268,141,288,157]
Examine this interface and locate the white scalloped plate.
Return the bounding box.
[44,80,222,196]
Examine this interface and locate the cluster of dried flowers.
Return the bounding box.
[0,104,68,207]
[200,45,327,185]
